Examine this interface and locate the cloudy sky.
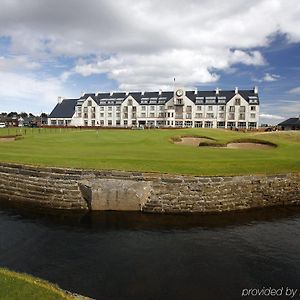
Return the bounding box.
[0,0,300,124]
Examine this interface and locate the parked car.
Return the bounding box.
[0,123,6,128]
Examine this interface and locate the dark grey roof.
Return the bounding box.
[49,89,259,117]
[48,99,78,118]
[278,118,300,126]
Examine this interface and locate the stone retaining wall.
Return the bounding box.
[0,162,299,213]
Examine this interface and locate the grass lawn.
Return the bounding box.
[0,127,299,176]
[0,268,76,300]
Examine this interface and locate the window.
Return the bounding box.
[124,120,128,126]
[150,106,155,111]
[219,113,225,118]
[186,106,192,112]
[239,106,245,112]
[235,98,241,105]
[251,113,256,118]
[250,106,256,111]
[238,122,246,128]
[195,121,203,128]
[204,121,213,128]
[108,113,112,117]
[108,120,112,126]
[239,113,245,120]
[195,113,203,118]
[141,106,146,111]
[229,106,235,112]
[184,121,193,127]
[128,99,132,106]
[91,120,95,126]
[100,106,104,111]
[92,107,96,112]
[88,100,92,106]
[141,113,146,118]
[208,106,213,111]
[84,120,88,126]
[249,122,257,128]
[84,107,88,112]
[197,106,202,111]
[228,113,235,120]
[77,112,82,118]
[167,106,174,110]
[100,113,104,118]
[206,113,214,118]
[217,122,225,128]
[116,120,120,126]
[100,120,104,125]
[116,106,120,111]
[219,106,225,111]
[116,113,120,118]
[108,107,112,111]
[227,121,236,128]
[159,106,164,111]
[51,120,57,125]
[150,113,155,118]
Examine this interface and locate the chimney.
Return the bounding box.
[235,87,239,94]
[194,88,198,95]
[81,92,85,97]
[215,87,220,95]
[159,89,162,95]
[125,91,129,96]
[57,96,63,103]
[96,91,100,97]
[110,91,114,96]
[141,91,145,95]
[254,86,258,94]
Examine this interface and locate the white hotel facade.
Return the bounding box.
[48,87,260,129]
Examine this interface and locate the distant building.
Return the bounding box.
[48,87,260,129]
[278,116,300,130]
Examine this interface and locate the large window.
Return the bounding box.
[206,113,214,118]
[196,106,202,111]
[229,106,235,112]
[195,121,203,128]
[208,106,213,111]
[195,113,203,118]
[250,106,256,111]
[217,121,225,128]
[204,121,213,128]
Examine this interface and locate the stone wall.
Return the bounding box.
[0,162,299,213]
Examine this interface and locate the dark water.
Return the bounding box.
[1,204,300,300]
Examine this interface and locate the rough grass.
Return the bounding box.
[0,127,299,176]
[0,268,76,300]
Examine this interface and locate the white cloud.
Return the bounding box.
[259,113,284,120]
[0,55,41,71]
[288,86,300,94]
[263,73,280,82]
[0,72,69,113]
[0,0,299,89]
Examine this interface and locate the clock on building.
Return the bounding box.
[176,89,184,97]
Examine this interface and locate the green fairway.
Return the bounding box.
[0,127,299,176]
[0,268,76,300]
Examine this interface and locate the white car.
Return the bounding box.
[0,123,6,128]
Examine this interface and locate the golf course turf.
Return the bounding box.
[0,128,299,176]
[0,268,77,300]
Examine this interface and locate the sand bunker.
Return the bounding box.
[226,142,275,149]
[0,136,18,142]
[174,137,214,146]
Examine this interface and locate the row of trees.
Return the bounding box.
[0,112,48,118]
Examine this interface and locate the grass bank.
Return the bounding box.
[0,268,79,300]
[0,128,299,176]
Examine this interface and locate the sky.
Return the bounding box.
[0,0,300,124]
